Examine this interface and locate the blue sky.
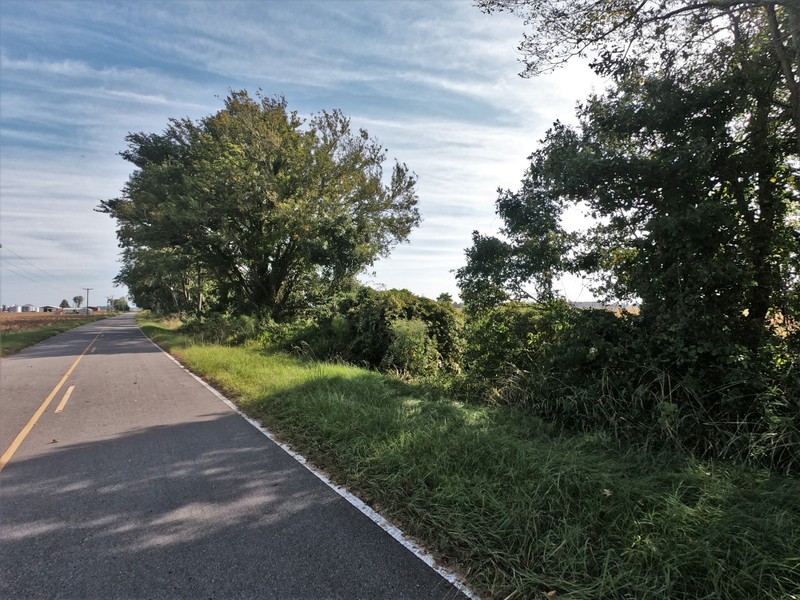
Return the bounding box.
[0,0,600,308]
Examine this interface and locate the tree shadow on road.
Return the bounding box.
[0,415,466,600]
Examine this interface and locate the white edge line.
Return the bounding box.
[139,328,480,600]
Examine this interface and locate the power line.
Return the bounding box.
[1,257,69,297]
[0,244,83,302]
[1,256,53,286]
[1,260,46,285]
[0,244,74,287]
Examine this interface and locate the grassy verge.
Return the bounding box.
[141,316,800,600]
[0,315,109,357]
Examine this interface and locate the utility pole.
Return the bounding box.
[84,288,93,315]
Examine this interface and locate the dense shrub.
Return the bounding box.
[308,287,463,373]
[180,313,264,345]
[361,289,459,368]
[176,287,464,377]
[242,287,464,376]
[462,300,632,383]
[461,301,541,380]
[381,318,439,376]
[174,292,798,472]
[459,301,800,473]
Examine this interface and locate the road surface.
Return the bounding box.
[0,314,470,599]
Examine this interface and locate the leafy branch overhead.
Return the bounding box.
[465,2,799,340]
[459,0,799,444]
[99,91,420,318]
[479,0,800,153]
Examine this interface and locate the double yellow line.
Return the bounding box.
[0,327,106,474]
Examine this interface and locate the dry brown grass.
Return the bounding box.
[0,312,99,333]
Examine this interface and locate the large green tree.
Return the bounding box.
[461,3,799,356]
[460,0,799,469]
[113,247,209,315]
[111,297,130,312]
[101,91,420,318]
[457,173,572,311]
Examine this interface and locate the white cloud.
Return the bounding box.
[0,0,602,306]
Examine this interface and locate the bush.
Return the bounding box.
[295,287,463,373]
[180,312,260,345]
[171,286,464,377]
[461,301,541,381]
[381,318,439,376]
[459,301,800,473]
[461,299,624,380]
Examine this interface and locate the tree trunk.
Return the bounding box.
[766,3,800,155]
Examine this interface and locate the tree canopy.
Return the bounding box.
[479,0,800,153]
[463,0,799,356]
[100,91,420,318]
[456,2,799,469]
[111,297,130,312]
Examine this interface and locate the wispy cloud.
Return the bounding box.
[0,0,600,305]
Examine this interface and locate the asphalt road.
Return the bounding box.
[0,313,470,599]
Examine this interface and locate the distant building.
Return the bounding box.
[22,304,39,312]
[9,305,22,312]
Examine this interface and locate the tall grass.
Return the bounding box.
[140,317,800,599]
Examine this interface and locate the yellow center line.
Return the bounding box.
[54,386,75,414]
[0,326,107,474]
